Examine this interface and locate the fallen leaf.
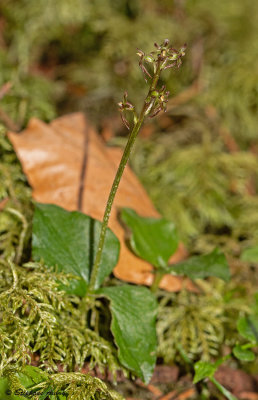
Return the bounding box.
[8,112,193,291]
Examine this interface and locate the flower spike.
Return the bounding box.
[91,39,186,292]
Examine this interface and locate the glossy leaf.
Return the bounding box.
[97,285,157,383]
[168,248,230,281]
[193,361,217,383]
[121,208,178,269]
[241,246,258,263]
[32,203,120,295]
[237,315,258,343]
[233,345,255,361]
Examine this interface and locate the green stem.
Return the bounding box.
[209,377,237,400]
[89,64,161,292]
[150,270,164,293]
[241,342,255,350]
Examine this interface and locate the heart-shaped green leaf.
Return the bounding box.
[233,345,255,361]
[121,208,178,269]
[193,361,217,383]
[193,357,226,384]
[32,203,120,295]
[97,285,157,383]
[194,359,237,400]
[168,248,230,281]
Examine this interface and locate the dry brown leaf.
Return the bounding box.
[8,112,193,291]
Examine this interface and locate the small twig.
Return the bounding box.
[0,107,20,131]
[158,387,195,400]
[0,197,9,211]
[157,390,177,400]
[0,82,20,131]
[174,388,196,400]
[146,384,163,397]
[136,381,163,397]
[0,82,12,100]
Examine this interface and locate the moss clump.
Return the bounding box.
[0,260,122,377]
[157,280,250,364]
[2,365,124,400]
[1,0,257,145]
[131,134,258,254]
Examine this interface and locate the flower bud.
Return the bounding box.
[151,90,159,97]
[145,55,154,63]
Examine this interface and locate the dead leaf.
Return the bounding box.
[8,112,193,291]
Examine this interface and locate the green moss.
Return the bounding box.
[157,280,250,364]
[131,134,258,253]
[0,125,32,261]
[0,0,257,145]
[2,365,124,400]
[0,260,123,376]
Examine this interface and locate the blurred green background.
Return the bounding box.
[0,0,258,260]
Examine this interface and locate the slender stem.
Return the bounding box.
[150,270,164,293]
[209,377,237,400]
[89,64,161,291]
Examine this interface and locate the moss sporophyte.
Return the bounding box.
[88,40,186,292]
